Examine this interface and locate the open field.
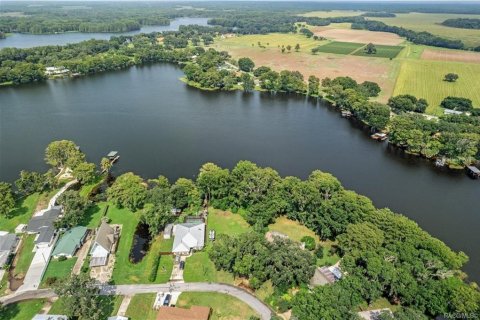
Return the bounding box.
[353,45,405,59]
[207,208,251,236]
[177,292,259,320]
[268,217,320,244]
[41,257,77,287]
[213,34,400,102]
[422,48,480,64]
[300,10,365,18]
[183,251,235,284]
[314,28,404,46]
[0,299,45,320]
[371,13,480,48]
[394,60,480,114]
[125,293,158,320]
[49,295,122,317]
[313,41,364,54]
[0,193,39,232]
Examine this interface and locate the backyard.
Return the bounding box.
[183,251,234,284]
[0,299,45,320]
[0,193,39,232]
[40,257,78,288]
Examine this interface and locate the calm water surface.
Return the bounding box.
[0,17,209,48]
[0,64,479,282]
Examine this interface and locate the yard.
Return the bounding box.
[0,299,45,320]
[393,59,480,114]
[40,257,78,287]
[268,217,320,244]
[183,251,234,284]
[0,193,39,232]
[79,175,104,198]
[12,235,36,278]
[49,295,123,317]
[125,293,158,320]
[207,208,251,236]
[176,292,259,320]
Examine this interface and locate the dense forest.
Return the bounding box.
[442,18,480,30]
[2,144,479,318]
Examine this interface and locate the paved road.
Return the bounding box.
[1,283,272,320]
[101,283,272,320]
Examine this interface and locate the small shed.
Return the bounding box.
[107,151,118,160]
[163,223,174,239]
[52,226,88,258]
[466,166,480,179]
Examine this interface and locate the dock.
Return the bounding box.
[370,133,388,141]
[107,151,120,164]
[341,110,352,118]
[466,166,480,179]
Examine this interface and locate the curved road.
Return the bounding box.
[1,282,272,320]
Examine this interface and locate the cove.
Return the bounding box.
[0,63,479,282]
[0,17,209,49]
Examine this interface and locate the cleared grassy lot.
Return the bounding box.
[353,45,405,59]
[125,293,158,320]
[177,292,259,320]
[49,295,123,317]
[313,41,365,55]
[0,193,39,232]
[41,257,77,287]
[183,251,234,284]
[268,217,320,244]
[207,208,251,236]
[371,13,480,48]
[394,59,480,115]
[0,299,45,320]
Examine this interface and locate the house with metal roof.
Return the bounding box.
[172,222,205,255]
[32,315,68,320]
[25,207,61,248]
[0,231,18,268]
[52,226,88,258]
[90,221,118,267]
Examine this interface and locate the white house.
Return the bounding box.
[172,222,205,255]
[90,221,118,267]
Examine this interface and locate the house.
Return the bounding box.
[25,207,61,248]
[444,109,464,115]
[0,231,18,268]
[107,317,129,320]
[172,222,205,255]
[163,224,174,239]
[90,221,118,267]
[32,315,68,320]
[358,308,393,320]
[156,306,211,320]
[52,226,88,258]
[45,66,69,76]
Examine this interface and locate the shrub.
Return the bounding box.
[315,245,324,259]
[148,254,161,282]
[301,236,316,251]
[45,277,58,286]
[277,298,291,313]
[58,255,67,261]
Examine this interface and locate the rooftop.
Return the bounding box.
[172,222,205,254]
[156,306,211,320]
[467,166,480,174]
[52,226,88,257]
[26,207,61,244]
[93,221,115,252]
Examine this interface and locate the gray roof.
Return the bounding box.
[0,233,16,251]
[26,207,61,244]
[467,166,480,174]
[94,221,115,252]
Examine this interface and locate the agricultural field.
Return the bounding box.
[313,27,404,46]
[421,48,480,64]
[353,45,405,59]
[393,59,480,115]
[371,13,480,48]
[313,41,365,55]
[176,292,259,320]
[300,10,365,18]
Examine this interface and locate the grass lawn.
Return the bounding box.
[353,45,405,59]
[0,299,45,320]
[13,235,36,278]
[177,292,259,320]
[268,217,320,244]
[40,257,77,287]
[357,297,401,313]
[88,203,173,284]
[312,41,365,55]
[79,175,104,198]
[49,295,123,317]
[372,13,480,48]
[207,208,251,236]
[79,203,107,228]
[183,251,234,284]
[0,193,40,232]
[316,241,341,267]
[125,293,157,320]
[394,59,480,114]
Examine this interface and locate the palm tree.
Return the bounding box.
[100,157,112,173]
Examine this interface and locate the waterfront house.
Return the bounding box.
[45,66,69,76]
[90,221,118,267]
[25,207,62,249]
[172,222,205,255]
[0,231,18,268]
[156,306,211,320]
[52,226,88,258]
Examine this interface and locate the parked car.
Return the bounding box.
[163,294,172,306]
[175,255,181,263]
[179,261,185,270]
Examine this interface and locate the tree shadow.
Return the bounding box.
[0,303,20,320]
[78,204,101,227]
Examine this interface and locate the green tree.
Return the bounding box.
[307,75,320,96]
[364,43,377,54]
[196,163,230,204]
[141,204,175,237]
[286,45,292,52]
[56,190,91,228]
[15,170,45,196]
[73,162,96,184]
[107,172,147,211]
[444,73,459,82]
[0,182,15,217]
[238,57,255,72]
[100,157,112,173]
[337,222,385,254]
[171,178,200,210]
[45,140,85,168]
[301,236,316,251]
[241,73,255,92]
[295,43,300,52]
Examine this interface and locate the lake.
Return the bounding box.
[0,17,209,48]
[0,64,479,282]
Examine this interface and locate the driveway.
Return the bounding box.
[17,242,56,292]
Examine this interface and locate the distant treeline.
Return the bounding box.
[361,12,396,18]
[442,18,480,30]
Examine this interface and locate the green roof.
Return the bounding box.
[52,226,87,257]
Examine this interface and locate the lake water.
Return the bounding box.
[0,64,479,282]
[0,17,209,48]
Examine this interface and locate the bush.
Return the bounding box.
[315,245,324,259]
[276,298,291,313]
[58,255,67,261]
[148,254,161,282]
[301,236,316,251]
[45,277,58,286]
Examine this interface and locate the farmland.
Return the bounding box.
[421,48,480,64]
[312,41,364,54]
[393,59,480,114]
[300,10,365,18]
[353,45,405,59]
[313,27,404,46]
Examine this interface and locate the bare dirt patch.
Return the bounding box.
[421,49,480,64]
[313,28,404,46]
